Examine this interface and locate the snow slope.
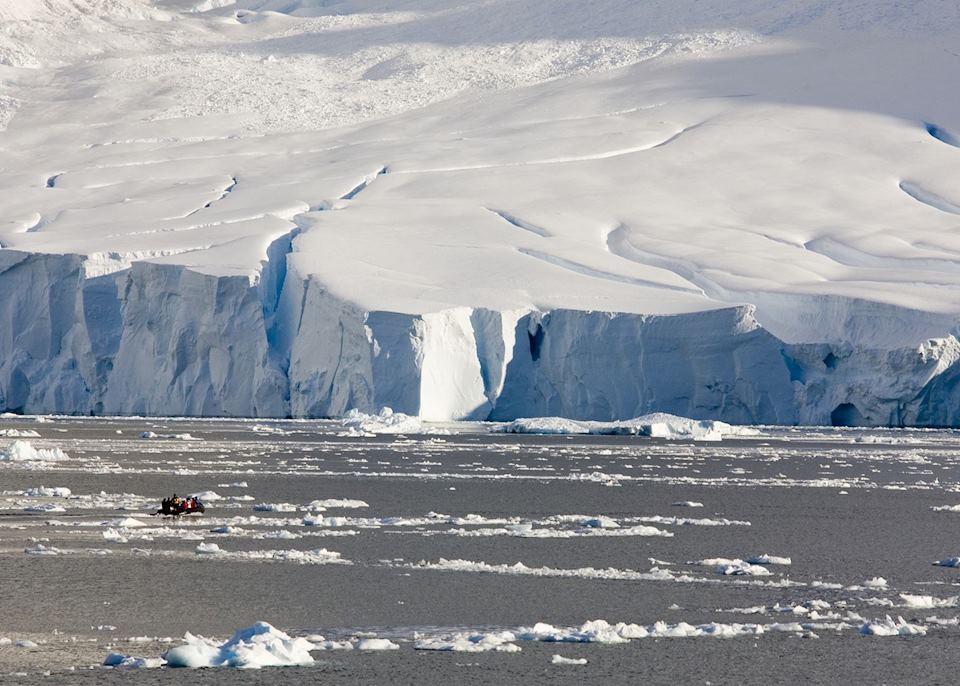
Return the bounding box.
[2,1,960,423]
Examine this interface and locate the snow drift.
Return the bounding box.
[3,2,960,425]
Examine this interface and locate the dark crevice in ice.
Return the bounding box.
[340,166,388,200]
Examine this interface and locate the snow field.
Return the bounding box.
[3,3,960,423]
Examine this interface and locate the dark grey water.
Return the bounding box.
[2,417,960,684]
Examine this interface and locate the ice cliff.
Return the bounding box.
[2,1,960,425]
[5,247,960,426]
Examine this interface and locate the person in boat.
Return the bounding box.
[156,496,172,516]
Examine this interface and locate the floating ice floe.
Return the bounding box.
[24,503,65,513]
[310,639,355,650]
[933,557,960,568]
[255,530,301,540]
[498,413,760,441]
[308,499,369,509]
[23,486,71,497]
[862,577,889,588]
[0,429,40,438]
[552,655,588,665]
[357,638,400,650]
[251,425,290,435]
[194,543,348,565]
[859,616,926,636]
[139,432,201,441]
[103,528,128,543]
[103,654,166,669]
[900,594,959,609]
[0,441,69,462]
[689,559,773,576]
[341,408,422,435]
[190,490,223,501]
[24,543,61,555]
[253,503,298,512]
[672,501,704,508]
[107,621,315,669]
[746,555,792,566]
[578,516,618,528]
[405,558,798,588]
[520,619,771,642]
[414,630,521,652]
[302,513,446,528]
[444,523,672,538]
[628,515,751,527]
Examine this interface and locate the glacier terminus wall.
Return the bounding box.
[4,247,960,426]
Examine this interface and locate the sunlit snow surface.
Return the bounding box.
[4,2,960,423]
[3,416,960,679]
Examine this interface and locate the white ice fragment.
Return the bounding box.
[190,490,222,501]
[745,554,792,566]
[139,432,201,441]
[357,638,399,650]
[552,655,588,665]
[196,542,222,554]
[253,503,297,512]
[103,528,128,543]
[0,429,40,437]
[24,503,65,513]
[900,594,959,609]
[24,543,60,555]
[161,622,314,668]
[578,516,619,529]
[500,414,759,441]
[308,499,369,509]
[342,408,421,435]
[671,501,703,508]
[691,558,773,576]
[140,431,202,441]
[23,486,71,497]
[863,577,889,588]
[256,530,300,540]
[0,441,69,462]
[415,631,519,652]
[104,654,166,669]
[859,616,926,637]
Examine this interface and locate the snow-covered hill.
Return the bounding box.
[2,1,960,424]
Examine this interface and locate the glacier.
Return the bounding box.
[2,0,960,425]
